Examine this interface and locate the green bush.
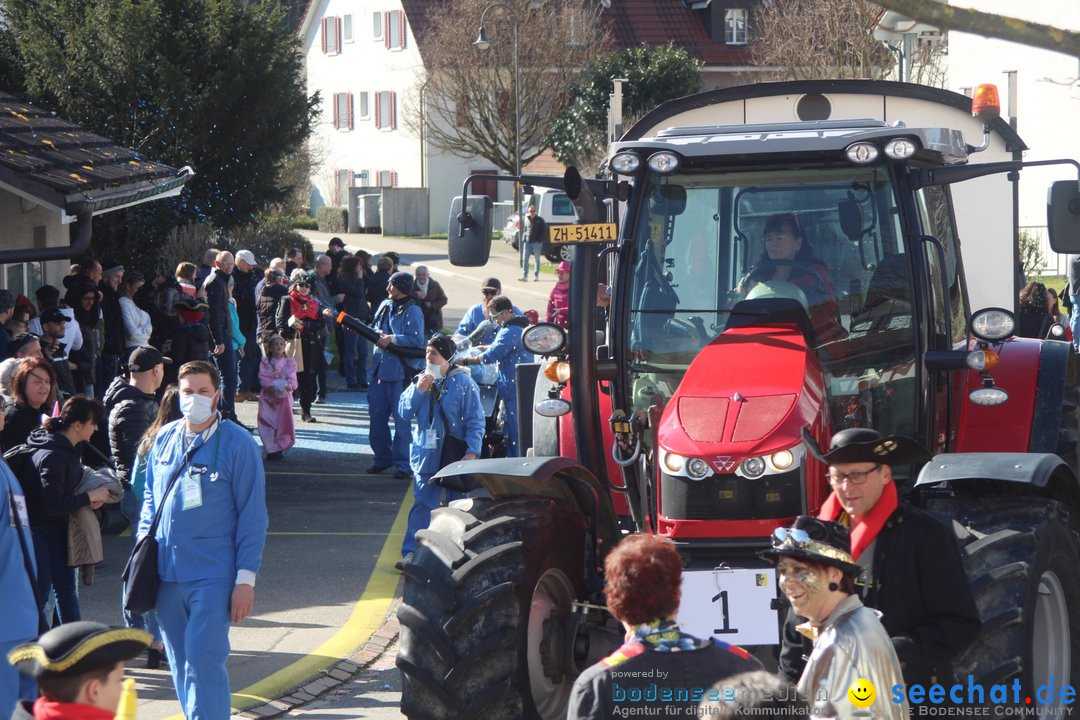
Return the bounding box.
[316,206,348,233]
[292,215,319,230]
[224,216,313,266]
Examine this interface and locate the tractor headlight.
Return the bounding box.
[610,152,642,174]
[662,450,686,474]
[686,458,711,480]
[884,138,918,159]
[770,449,794,471]
[647,152,680,173]
[845,142,879,164]
[740,456,767,478]
[735,444,805,479]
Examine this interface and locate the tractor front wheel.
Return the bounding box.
[944,498,1080,707]
[396,496,589,720]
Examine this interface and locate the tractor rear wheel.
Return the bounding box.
[941,498,1080,706]
[396,496,588,720]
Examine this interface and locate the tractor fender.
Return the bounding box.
[432,456,623,558]
[916,452,1080,514]
[954,338,1071,454]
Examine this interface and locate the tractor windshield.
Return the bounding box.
[626,165,920,436]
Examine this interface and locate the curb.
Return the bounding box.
[236,597,402,719]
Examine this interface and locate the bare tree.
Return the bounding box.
[406,0,609,174]
[750,0,895,81]
[873,0,1080,58]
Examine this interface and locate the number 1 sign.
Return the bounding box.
[676,567,781,647]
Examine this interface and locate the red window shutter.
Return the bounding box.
[347,93,353,129]
[384,12,391,49]
[321,18,328,53]
[336,17,342,53]
[374,92,382,129]
[400,14,407,49]
[391,171,398,188]
[389,91,397,129]
[332,93,339,128]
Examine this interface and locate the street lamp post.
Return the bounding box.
[474,2,522,259]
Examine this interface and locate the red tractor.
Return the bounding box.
[396,80,1080,719]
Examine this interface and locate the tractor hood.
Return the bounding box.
[657,325,824,469]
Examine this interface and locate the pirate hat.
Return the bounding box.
[759,515,862,578]
[801,427,930,466]
[8,622,152,679]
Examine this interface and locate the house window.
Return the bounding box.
[332,92,353,130]
[358,92,370,120]
[725,8,747,45]
[385,10,407,50]
[373,11,384,41]
[335,169,353,207]
[568,9,586,45]
[377,170,398,188]
[321,16,342,55]
[356,170,371,188]
[0,262,42,298]
[343,14,353,43]
[375,90,397,130]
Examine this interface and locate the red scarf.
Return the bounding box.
[817,480,898,562]
[33,697,116,720]
[289,289,318,321]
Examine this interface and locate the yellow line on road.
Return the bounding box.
[161,487,412,719]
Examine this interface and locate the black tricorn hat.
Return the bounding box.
[8,622,152,679]
[173,295,209,311]
[801,427,930,466]
[759,516,862,578]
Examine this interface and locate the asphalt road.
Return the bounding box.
[73,231,557,719]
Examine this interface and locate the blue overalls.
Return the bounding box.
[456,302,521,345]
[369,298,425,473]
[139,418,268,720]
[0,461,39,713]
[398,369,485,557]
[478,317,533,457]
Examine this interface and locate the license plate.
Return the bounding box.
[549,223,617,243]
[676,567,780,647]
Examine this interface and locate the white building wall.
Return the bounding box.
[946,1,1080,275]
[302,0,499,235]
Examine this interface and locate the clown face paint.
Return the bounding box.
[777,557,832,622]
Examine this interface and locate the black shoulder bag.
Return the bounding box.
[436,382,471,470]
[121,438,202,614]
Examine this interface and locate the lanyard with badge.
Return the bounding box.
[424,382,444,450]
[181,420,223,511]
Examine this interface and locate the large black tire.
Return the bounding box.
[937,497,1080,707]
[397,496,588,720]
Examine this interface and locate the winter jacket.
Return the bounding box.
[398,368,485,476]
[336,274,370,322]
[257,282,289,344]
[413,279,448,334]
[103,377,157,480]
[204,269,232,347]
[228,302,246,351]
[68,467,123,583]
[99,284,126,355]
[119,296,153,348]
[367,269,390,315]
[547,281,570,328]
[370,297,424,382]
[232,267,259,338]
[168,319,212,366]
[1,404,48,453]
[22,429,89,529]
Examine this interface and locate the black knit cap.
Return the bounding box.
[427,334,456,362]
[8,622,152,679]
[389,271,413,295]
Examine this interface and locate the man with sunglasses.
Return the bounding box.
[778,428,980,691]
[455,278,519,346]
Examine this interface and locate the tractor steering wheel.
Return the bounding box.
[742,259,829,297]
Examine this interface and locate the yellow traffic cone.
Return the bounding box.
[114,677,138,720]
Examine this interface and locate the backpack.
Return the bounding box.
[3,443,39,493]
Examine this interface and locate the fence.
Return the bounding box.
[1024,225,1068,277]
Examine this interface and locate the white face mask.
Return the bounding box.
[425,362,445,380]
[180,391,217,425]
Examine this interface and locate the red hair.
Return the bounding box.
[603,534,682,625]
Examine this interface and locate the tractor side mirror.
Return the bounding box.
[448,195,492,267]
[564,166,603,223]
[1048,180,1080,253]
[838,199,863,242]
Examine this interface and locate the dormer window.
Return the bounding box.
[725,8,747,45]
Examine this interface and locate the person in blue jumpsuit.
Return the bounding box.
[462,295,533,457]
[454,277,520,345]
[1,410,41,716]
[396,334,485,569]
[367,271,425,478]
[139,360,267,720]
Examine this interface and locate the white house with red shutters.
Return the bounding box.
[299,0,499,235]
